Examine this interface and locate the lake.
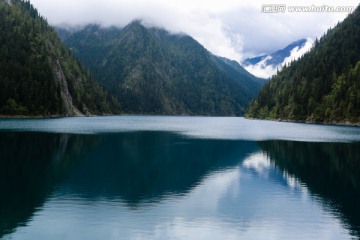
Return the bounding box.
[0,116,359,240]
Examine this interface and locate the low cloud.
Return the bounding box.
[244,38,314,78]
[31,0,358,63]
[283,38,314,65]
[244,56,279,79]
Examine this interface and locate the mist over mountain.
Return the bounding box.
[242,38,314,78]
[247,6,360,124]
[57,21,265,116]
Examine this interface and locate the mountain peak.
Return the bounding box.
[121,19,149,37]
[242,38,313,78]
[125,19,145,29]
[243,38,308,67]
[288,38,307,46]
[60,23,264,115]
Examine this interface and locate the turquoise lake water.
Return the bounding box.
[0,116,359,239]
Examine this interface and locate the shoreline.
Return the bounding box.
[0,113,106,119]
[0,115,73,119]
[1,115,359,127]
[0,113,238,119]
[279,119,360,127]
[0,115,62,119]
[246,117,360,127]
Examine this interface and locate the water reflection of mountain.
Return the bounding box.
[3,131,359,239]
[58,132,258,204]
[0,133,100,238]
[0,131,258,238]
[258,140,360,239]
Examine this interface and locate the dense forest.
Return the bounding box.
[58,22,264,116]
[246,6,360,124]
[0,0,118,116]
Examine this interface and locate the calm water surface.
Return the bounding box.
[0,117,359,240]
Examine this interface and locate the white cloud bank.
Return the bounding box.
[283,38,314,65]
[31,0,358,63]
[245,38,314,78]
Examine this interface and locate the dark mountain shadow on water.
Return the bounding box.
[2,131,360,239]
[0,131,259,238]
[258,140,360,239]
[58,132,258,205]
[0,132,101,238]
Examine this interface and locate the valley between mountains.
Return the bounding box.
[0,0,359,125]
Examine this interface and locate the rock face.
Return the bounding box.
[52,59,83,116]
[0,0,115,116]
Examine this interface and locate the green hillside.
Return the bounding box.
[246,6,360,124]
[59,21,264,116]
[0,0,118,116]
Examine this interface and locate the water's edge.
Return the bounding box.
[245,117,360,127]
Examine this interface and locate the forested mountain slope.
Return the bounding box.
[246,6,360,124]
[59,22,265,116]
[0,0,118,116]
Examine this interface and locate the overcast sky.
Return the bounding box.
[31,0,359,62]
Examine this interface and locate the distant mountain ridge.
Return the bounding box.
[0,0,117,116]
[57,21,265,116]
[243,39,308,66]
[242,38,313,78]
[246,5,360,124]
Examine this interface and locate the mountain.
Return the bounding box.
[246,6,360,124]
[243,39,308,66]
[58,22,265,116]
[0,0,118,116]
[242,38,313,78]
